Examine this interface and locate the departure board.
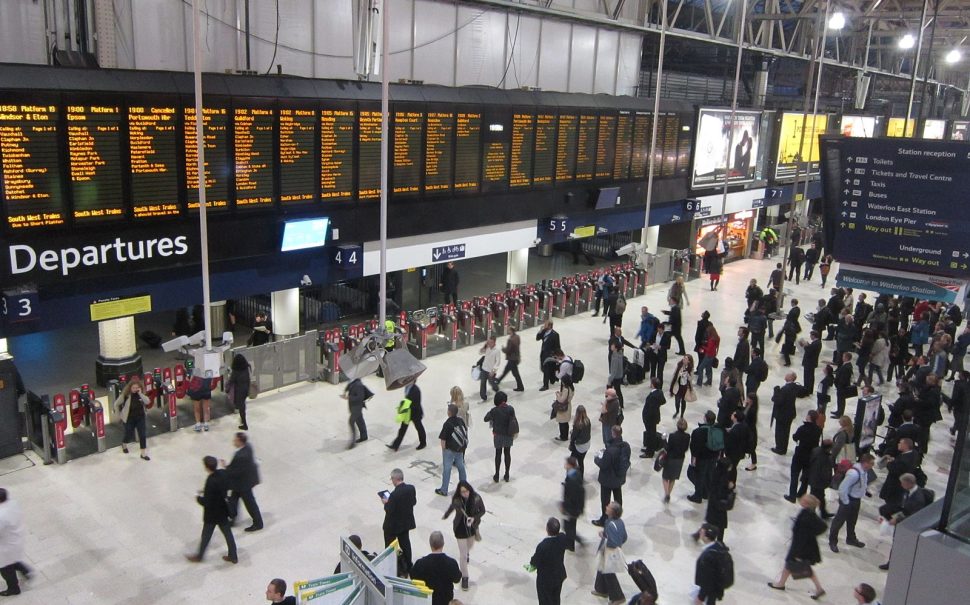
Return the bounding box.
[425,112,454,193]
[613,111,633,180]
[392,111,423,195]
[0,103,66,229]
[676,119,692,176]
[67,104,124,222]
[279,107,316,203]
[320,108,355,201]
[555,114,578,182]
[358,109,381,199]
[660,113,680,177]
[511,113,535,187]
[483,141,508,192]
[234,107,274,207]
[454,112,480,191]
[184,107,229,211]
[575,115,597,180]
[595,115,616,179]
[631,112,652,179]
[128,105,179,218]
[533,113,556,185]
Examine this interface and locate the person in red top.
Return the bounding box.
[696,325,720,387]
[913,300,931,324]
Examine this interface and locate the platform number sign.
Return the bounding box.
[2,290,39,324]
[548,218,568,232]
[332,245,362,268]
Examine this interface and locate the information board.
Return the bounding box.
[67,103,124,221]
[775,112,828,180]
[392,111,422,195]
[613,111,633,180]
[278,107,316,203]
[234,107,274,206]
[454,112,481,191]
[821,137,970,278]
[631,112,651,179]
[481,113,509,194]
[424,112,454,193]
[511,113,535,187]
[533,113,556,185]
[320,108,354,201]
[555,114,578,182]
[128,105,180,218]
[0,102,66,229]
[184,106,229,211]
[594,115,616,179]
[575,115,597,180]
[659,113,680,177]
[358,109,381,199]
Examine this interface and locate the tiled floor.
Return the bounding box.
[1,254,956,604]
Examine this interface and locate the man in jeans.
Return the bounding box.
[435,404,468,497]
[829,453,876,553]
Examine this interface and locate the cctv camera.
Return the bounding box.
[301,274,312,286]
[533,238,542,246]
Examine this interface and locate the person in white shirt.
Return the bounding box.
[829,453,876,553]
[0,489,31,596]
[479,337,502,402]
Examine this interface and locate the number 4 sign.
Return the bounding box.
[332,244,362,267]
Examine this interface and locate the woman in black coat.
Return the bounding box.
[484,391,516,482]
[703,457,734,541]
[768,494,827,599]
[743,393,760,471]
[228,353,251,430]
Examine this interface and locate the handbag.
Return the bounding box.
[685,386,697,403]
[653,449,667,472]
[248,380,258,400]
[785,559,813,580]
[508,409,520,437]
[471,366,482,381]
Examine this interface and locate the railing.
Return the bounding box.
[224,330,319,394]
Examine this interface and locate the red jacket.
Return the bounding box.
[702,336,720,358]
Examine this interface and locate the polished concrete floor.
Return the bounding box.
[1,254,957,604]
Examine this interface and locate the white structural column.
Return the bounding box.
[271,289,300,339]
[506,249,529,287]
[98,318,137,359]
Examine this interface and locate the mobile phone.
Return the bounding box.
[378,490,391,500]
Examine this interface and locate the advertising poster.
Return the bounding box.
[690,108,762,189]
[775,113,829,180]
[922,119,946,140]
[951,121,970,141]
[886,117,916,138]
[840,115,877,138]
[858,394,883,450]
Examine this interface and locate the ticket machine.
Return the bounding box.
[489,293,509,336]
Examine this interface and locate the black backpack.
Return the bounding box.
[716,545,734,590]
[571,359,585,383]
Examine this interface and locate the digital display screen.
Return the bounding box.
[595,186,620,210]
[533,113,556,185]
[885,117,915,138]
[128,105,180,218]
[840,115,876,138]
[279,107,316,203]
[184,106,229,211]
[320,108,354,201]
[392,111,423,195]
[234,107,274,207]
[425,112,454,193]
[555,114,578,182]
[922,119,946,140]
[511,113,535,187]
[575,115,597,181]
[952,121,970,141]
[676,121,692,177]
[595,115,616,179]
[691,108,762,189]
[660,113,681,177]
[0,102,66,229]
[281,216,330,252]
[67,103,124,222]
[358,109,381,199]
[775,112,827,180]
[613,112,633,180]
[454,112,481,191]
[482,114,509,194]
[631,112,651,179]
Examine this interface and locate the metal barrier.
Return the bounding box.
[224,330,319,394]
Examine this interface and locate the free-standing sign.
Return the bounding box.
[821,137,970,278]
[432,243,466,262]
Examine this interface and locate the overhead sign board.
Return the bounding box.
[821,136,970,278]
[432,243,466,262]
[89,294,152,322]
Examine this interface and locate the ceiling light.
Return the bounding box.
[828,12,846,31]
[898,33,916,50]
[945,49,962,64]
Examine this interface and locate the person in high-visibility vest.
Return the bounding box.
[388,381,426,451]
[385,319,398,351]
[760,227,779,259]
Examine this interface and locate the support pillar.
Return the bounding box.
[209,300,227,339]
[644,226,660,254]
[271,288,300,339]
[506,248,529,288]
[95,317,142,387]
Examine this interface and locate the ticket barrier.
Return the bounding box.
[520,285,541,328]
[437,303,459,351]
[174,363,187,399]
[534,281,554,322]
[406,308,439,360]
[472,297,493,341]
[145,367,179,430]
[632,264,648,296]
[561,277,580,316]
[575,274,595,314]
[70,384,107,453]
[489,293,509,336]
[24,392,65,465]
[505,289,525,331]
[549,280,568,319]
[610,266,629,299]
[319,328,344,384]
[457,301,477,346]
[621,263,638,299]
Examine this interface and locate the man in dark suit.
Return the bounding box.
[186,456,237,564]
[800,331,822,397]
[734,328,750,374]
[716,378,741,427]
[382,468,417,574]
[771,372,800,455]
[687,411,719,503]
[438,262,459,306]
[662,298,686,355]
[223,432,263,532]
[410,531,461,605]
[343,377,373,448]
[653,324,672,382]
[785,410,822,502]
[530,517,570,605]
[640,378,666,458]
[561,457,585,550]
[833,352,855,417]
[879,438,923,516]
[537,320,561,391]
[724,410,750,485]
[694,523,730,604]
[878,473,934,570]
[745,348,768,395]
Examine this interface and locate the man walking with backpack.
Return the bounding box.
[436,404,469,497]
[694,522,732,604]
[829,453,876,553]
[592,426,631,527]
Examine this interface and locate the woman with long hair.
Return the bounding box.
[768,494,828,599]
[228,353,251,430]
[449,385,469,427]
[696,325,720,386]
[569,405,592,476]
[442,480,486,592]
[669,354,695,419]
[553,375,574,441]
[114,376,151,460]
[483,391,515,483]
[661,418,691,503]
[831,415,855,463]
[744,393,760,471]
